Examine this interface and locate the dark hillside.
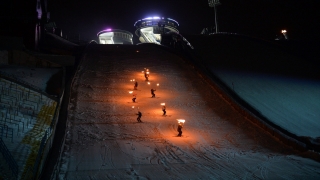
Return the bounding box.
[184,34,319,80]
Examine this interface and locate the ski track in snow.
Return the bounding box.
[57,46,320,180]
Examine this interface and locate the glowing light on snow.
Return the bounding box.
[177,119,185,124]
[161,103,165,106]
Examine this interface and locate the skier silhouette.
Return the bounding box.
[136,111,142,122]
[134,81,138,90]
[145,72,149,81]
[177,123,183,136]
[162,106,166,115]
[151,89,156,98]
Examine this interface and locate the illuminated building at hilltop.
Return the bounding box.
[97,29,133,44]
[134,17,179,44]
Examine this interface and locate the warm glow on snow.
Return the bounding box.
[177,119,185,124]
[57,45,320,180]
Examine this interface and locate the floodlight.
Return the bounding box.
[208,0,220,7]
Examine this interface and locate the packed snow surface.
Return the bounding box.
[57,45,320,179]
[211,69,320,138]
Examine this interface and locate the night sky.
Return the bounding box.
[48,0,320,43]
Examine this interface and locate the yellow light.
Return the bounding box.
[161,103,165,106]
[130,80,132,82]
[157,83,159,86]
[129,91,133,94]
[146,72,150,74]
[132,106,135,108]
[281,30,287,33]
[133,79,135,81]
[148,82,150,85]
[177,119,185,124]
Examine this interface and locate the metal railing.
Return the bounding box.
[0,124,13,142]
[0,137,19,179]
[22,68,66,180]
[0,71,58,102]
[0,68,65,179]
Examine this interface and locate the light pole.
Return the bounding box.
[208,0,221,33]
